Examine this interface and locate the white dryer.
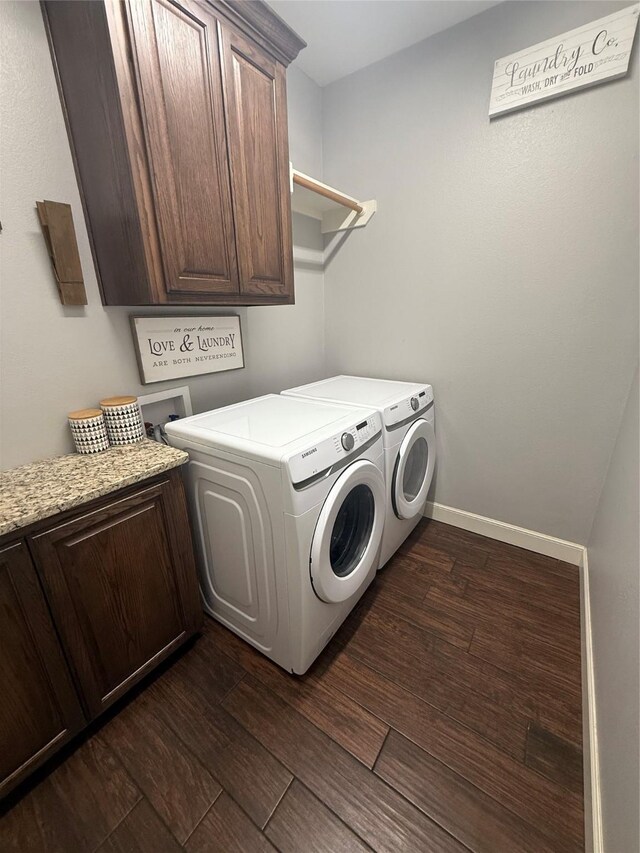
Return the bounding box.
[165,394,385,674]
[282,376,435,569]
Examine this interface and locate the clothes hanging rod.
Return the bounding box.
[292,171,364,215]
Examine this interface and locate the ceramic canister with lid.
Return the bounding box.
[68,408,110,454]
[100,396,145,445]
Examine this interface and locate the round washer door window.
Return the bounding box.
[392,419,436,520]
[310,459,385,603]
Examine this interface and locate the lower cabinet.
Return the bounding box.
[0,542,84,798]
[0,469,202,798]
[31,478,201,718]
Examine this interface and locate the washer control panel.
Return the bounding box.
[288,413,382,485]
[332,416,377,455]
[341,432,355,451]
[384,385,434,429]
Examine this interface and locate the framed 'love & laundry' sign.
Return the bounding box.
[131,315,244,384]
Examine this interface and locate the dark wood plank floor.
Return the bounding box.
[0,519,584,852]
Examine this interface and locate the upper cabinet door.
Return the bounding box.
[219,23,294,300]
[127,0,239,298]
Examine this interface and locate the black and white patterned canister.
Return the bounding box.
[68,409,110,454]
[100,396,145,445]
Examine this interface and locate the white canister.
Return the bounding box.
[68,408,110,454]
[100,396,145,445]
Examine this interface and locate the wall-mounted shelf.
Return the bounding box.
[290,167,376,234]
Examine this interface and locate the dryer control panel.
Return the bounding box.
[383,385,434,429]
[288,413,382,485]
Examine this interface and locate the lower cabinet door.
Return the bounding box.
[30,477,202,720]
[0,541,84,797]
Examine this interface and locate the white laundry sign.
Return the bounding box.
[131,315,244,384]
[489,4,639,117]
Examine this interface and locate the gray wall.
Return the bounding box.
[321,0,639,544]
[0,1,324,470]
[286,62,323,178]
[587,366,639,853]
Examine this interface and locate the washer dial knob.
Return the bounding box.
[341,432,355,451]
[410,396,420,411]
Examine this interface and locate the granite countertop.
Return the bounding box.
[0,440,189,537]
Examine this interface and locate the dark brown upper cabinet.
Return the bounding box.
[42,0,305,306]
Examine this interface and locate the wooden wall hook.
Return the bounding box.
[36,200,87,306]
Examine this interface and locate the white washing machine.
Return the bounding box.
[282,376,435,569]
[165,394,385,674]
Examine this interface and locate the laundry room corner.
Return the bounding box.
[1,1,638,850]
[321,0,638,548]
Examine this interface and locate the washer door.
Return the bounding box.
[310,460,385,603]
[392,419,436,520]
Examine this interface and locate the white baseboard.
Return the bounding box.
[424,501,584,565]
[580,549,603,853]
[424,500,601,850]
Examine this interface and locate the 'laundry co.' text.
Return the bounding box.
[489,5,639,117]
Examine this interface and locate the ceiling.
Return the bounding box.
[268,1,502,86]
